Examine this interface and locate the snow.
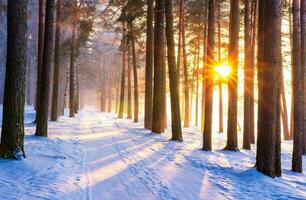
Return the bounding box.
[0,107,305,200]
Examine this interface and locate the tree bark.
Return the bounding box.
[292,0,303,173]
[201,4,208,131]
[152,0,166,134]
[51,0,61,121]
[243,0,252,150]
[144,0,154,129]
[218,0,223,133]
[118,26,126,118]
[225,0,240,151]
[127,44,132,119]
[203,0,215,151]
[182,0,190,128]
[130,24,139,123]
[300,0,306,155]
[165,0,183,141]
[35,0,45,121]
[36,0,55,137]
[0,0,27,159]
[256,0,282,177]
[69,23,76,117]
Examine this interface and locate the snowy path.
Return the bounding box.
[0,109,306,200]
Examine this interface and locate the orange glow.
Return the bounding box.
[214,64,232,78]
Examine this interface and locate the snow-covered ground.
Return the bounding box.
[0,108,305,200]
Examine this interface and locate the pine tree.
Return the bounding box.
[292,0,303,173]
[0,0,27,159]
[165,0,183,141]
[51,0,62,121]
[118,25,126,119]
[152,0,166,134]
[35,0,45,122]
[256,0,282,177]
[243,0,252,150]
[144,0,154,129]
[36,0,56,137]
[225,0,240,151]
[203,0,215,151]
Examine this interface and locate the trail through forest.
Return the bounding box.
[0,108,305,200]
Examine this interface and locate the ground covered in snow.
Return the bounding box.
[0,108,305,200]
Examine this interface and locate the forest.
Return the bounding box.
[0,0,305,199]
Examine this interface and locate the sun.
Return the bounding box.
[214,64,232,78]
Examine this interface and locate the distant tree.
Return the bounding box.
[127,44,132,119]
[36,0,56,137]
[165,0,183,141]
[203,0,215,151]
[0,0,27,159]
[225,0,240,151]
[118,25,127,119]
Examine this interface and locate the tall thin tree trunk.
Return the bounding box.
[203,0,215,151]
[144,0,154,129]
[182,0,190,128]
[243,0,252,150]
[292,0,303,173]
[201,4,208,131]
[280,64,290,140]
[130,24,139,123]
[118,27,126,118]
[250,0,257,144]
[178,0,183,118]
[256,0,282,178]
[301,0,306,155]
[51,0,61,121]
[36,0,55,137]
[152,0,166,134]
[195,33,200,127]
[0,0,27,159]
[218,0,223,133]
[165,0,183,141]
[225,0,240,151]
[69,23,76,117]
[35,0,45,121]
[127,44,132,119]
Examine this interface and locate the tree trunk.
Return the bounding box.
[165,0,183,141]
[250,0,257,144]
[280,64,290,140]
[218,0,223,133]
[256,0,282,177]
[225,0,240,151]
[0,0,27,159]
[152,0,166,134]
[178,0,183,118]
[51,0,61,121]
[35,0,45,121]
[203,0,215,151]
[300,0,306,155]
[182,0,190,128]
[118,27,126,118]
[195,33,200,127]
[144,0,154,129]
[127,44,132,119]
[292,0,303,173]
[201,4,208,131]
[36,0,55,137]
[130,24,139,123]
[243,0,252,150]
[69,23,76,117]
